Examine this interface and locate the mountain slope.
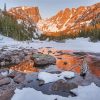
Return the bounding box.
[7,3,100,37]
[37,3,100,36]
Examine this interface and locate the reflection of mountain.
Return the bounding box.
[8,3,100,37]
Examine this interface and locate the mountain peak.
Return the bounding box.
[8,6,41,23]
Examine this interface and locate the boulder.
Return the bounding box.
[14,73,25,84]
[0,78,11,86]
[0,89,14,100]
[73,52,87,56]
[32,54,56,67]
[51,79,78,92]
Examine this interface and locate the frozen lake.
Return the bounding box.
[0,34,100,53]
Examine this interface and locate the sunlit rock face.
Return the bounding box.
[7,3,100,37]
[37,3,100,36]
[8,6,41,23]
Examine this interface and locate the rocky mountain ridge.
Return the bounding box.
[8,3,100,36]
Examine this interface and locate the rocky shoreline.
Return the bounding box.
[0,68,100,100]
[0,47,100,100]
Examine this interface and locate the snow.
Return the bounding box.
[47,24,59,32]
[1,71,8,76]
[22,6,25,10]
[80,20,92,26]
[17,19,23,24]
[61,14,72,30]
[38,71,75,83]
[11,83,100,100]
[0,34,100,53]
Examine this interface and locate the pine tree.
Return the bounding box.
[4,3,7,12]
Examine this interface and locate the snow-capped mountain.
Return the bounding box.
[8,3,100,36]
[37,3,100,36]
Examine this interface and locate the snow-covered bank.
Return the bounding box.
[11,83,100,100]
[0,34,100,53]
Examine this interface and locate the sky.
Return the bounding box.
[0,0,99,18]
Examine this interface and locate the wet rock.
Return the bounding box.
[0,49,37,67]
[32,54,56,67]
[73,52,87,56]
[0,75,5,80]
[50,71,61,74]
[11,56,21,64]
[38,80,45,86]
[8,71,18,79]
[0,78,11,86]
[0,89,14,100]
[51,79,78,92]
[0,83,18,100]
[14,73,25,84]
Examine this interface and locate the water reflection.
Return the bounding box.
[9,48,100,77]
[10,60,38,73]
[56,54,81,73]
[88,57,100,77]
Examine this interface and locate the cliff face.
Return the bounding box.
[37,3,100,36]
[8,6,41,23]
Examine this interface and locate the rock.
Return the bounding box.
[0,75,5,80]
[14,73,25,84]
[32,54,56,67]
[8,71,18,79]
[0,89,15,100]
[10,56,21,64]
[73,52,87,56]
[51,79,78,92]
[67,73,94,86]
[38,80,45,86]
[0,61,6,66]
[0,78,11,86]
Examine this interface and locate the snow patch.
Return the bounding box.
[61,14,72,30]
[1,71,8,76]
[38,71,75,83]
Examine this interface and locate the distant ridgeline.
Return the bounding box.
[0,3,100,41]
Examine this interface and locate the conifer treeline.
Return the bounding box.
[0,8,35,41]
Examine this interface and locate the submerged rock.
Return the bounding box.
[32,54,56,67]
